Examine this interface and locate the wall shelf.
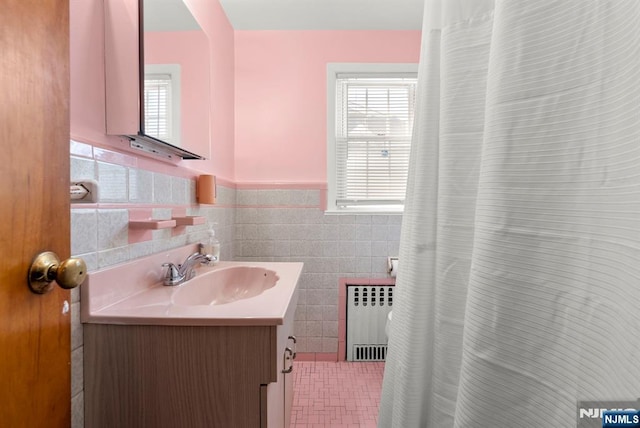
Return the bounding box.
[129,219,177,230]
[172,216,206,226]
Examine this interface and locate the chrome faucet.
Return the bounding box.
[162,247,217,286]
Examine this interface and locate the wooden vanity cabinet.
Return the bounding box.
[84,302,297,427]
[262,304,296,428]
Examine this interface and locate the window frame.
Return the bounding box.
[326,63,418,214]
[144,63,182,147]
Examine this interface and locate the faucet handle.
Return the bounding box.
[162,262,184,286]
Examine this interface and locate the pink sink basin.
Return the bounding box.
[172,266,280,306]
[82,245,303,327]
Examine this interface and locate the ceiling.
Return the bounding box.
[145,0,202,32]
[217,0,425,31]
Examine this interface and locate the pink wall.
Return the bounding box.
[234,31,421,184]
[69,0,235,180]
[70,1,419,184]
[145,31,210,158]
[184,0,236,181]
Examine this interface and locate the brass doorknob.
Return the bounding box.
[28,251,87,294]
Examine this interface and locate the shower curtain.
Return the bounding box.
[379,1,640,427]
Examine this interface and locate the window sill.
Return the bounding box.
[324,207,404,215]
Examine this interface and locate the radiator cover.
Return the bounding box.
[346,285,394,361]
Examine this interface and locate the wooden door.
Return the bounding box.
[0,0,71,427]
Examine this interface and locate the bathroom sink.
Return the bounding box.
[82,245,302,326]
[171,266,279,306]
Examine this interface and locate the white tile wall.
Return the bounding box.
[96,162,128,202]
[128,169,153,203]
[69,155,236,428]
[234,190,402,354]
[70,160,402,427]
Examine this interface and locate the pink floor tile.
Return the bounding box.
[290,361,385,428]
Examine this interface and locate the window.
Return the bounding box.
[144,74,172,142]
[327,64,418,213]
[144,64,181,146]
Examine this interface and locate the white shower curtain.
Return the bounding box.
[379,1,640,427]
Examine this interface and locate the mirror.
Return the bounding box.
[137,0,210,159]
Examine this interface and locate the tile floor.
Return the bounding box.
[290,361,385,428]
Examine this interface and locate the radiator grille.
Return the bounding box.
[346,285,393,361]
[353,344,388,361]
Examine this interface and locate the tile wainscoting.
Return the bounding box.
[69,142,402,427]
[69,140,235,428]
[234,188,402,357]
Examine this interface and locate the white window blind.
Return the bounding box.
[144,73,173,143]
[334,74,417,209]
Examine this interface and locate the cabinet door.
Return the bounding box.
[266,290,298,427]
[284,335,297,427]
[284,365,294,427]
[266,325,296,426]
[266,348,289,427]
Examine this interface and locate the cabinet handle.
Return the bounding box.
[282,347,294,374]
[288,335,297,359]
